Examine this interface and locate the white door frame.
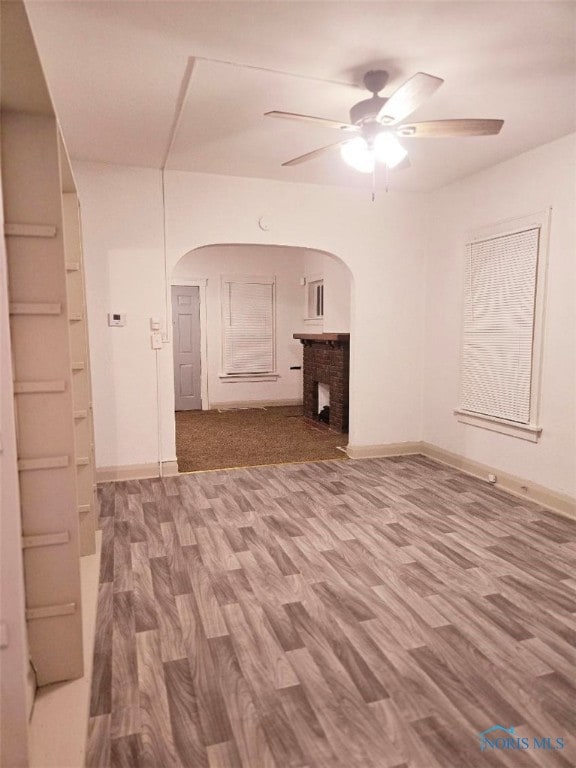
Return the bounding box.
[171,279,209,410]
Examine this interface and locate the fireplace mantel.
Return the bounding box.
[293,333,350,345]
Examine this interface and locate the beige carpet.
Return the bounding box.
[175,405,348,472]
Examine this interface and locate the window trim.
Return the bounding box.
[455,209,551,440]
[453,409,542,442]
[219,274,277,381]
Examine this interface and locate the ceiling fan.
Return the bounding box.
[265,70,504,173]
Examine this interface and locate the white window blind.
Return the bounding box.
[222,279,275,375]
[460,227,540,424]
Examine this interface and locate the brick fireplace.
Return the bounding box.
[293,333,350,433]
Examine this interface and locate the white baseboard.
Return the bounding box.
[95,442,575,520]
[161,460,179,477]
[419,442,575,521]
[345,440,575,520]
[210,399,303,410]
[345,442,422,459]
[96,460,178,482]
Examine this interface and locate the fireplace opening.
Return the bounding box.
[317,382,330,425]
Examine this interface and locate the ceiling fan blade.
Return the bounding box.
[396,119,504,138]
[265,111,357,131]
[376,72,444,125]
[282,142,344,166]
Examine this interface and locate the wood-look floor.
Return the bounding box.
[87,456,576,768]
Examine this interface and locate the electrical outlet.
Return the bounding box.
[151,332,163,350]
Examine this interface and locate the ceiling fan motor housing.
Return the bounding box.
[363,69,389,94]
[349,95,387,126]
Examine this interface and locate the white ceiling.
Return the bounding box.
[25,1,576,192]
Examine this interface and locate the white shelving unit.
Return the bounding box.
[3,107,86,687]
[62,152,97,556]
[1,1,95,704]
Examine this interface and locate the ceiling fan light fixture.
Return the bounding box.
[374,132,408,168]
[272,69,503,173]
[340,137,375,173]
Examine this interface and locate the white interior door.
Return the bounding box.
[172,285,202,410]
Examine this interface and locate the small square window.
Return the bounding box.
[307,279,324,318]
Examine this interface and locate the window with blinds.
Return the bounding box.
[460,227,540,424]
[221,277,275,375]
[307,279,324,318]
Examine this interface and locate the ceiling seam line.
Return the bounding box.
[193,56,359,88]
[161,56,196,172]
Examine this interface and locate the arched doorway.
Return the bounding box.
[169,243,353,471]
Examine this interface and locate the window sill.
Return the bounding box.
[219,373,279,383]
[454,409,542,443]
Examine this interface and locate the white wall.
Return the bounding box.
[172,244,306,406]
[300,249,351,333]
[77,163,166,469]
[323,254,351,333]
[163,170,426,460]
[422,132,576,497]
[75,162,426,468]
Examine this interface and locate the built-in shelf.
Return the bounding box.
[73,410,88,419]
[68,313,83,322]
[75,457,89,467]
[3,9,91,696]
[26,603,77,621]
[18,455,69,472]
[71,362,85,371]
[78,504,91,514]
[9,302,62,316]
[22,532,70,549]
[5,222,57,238]
[14,380,66,394]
